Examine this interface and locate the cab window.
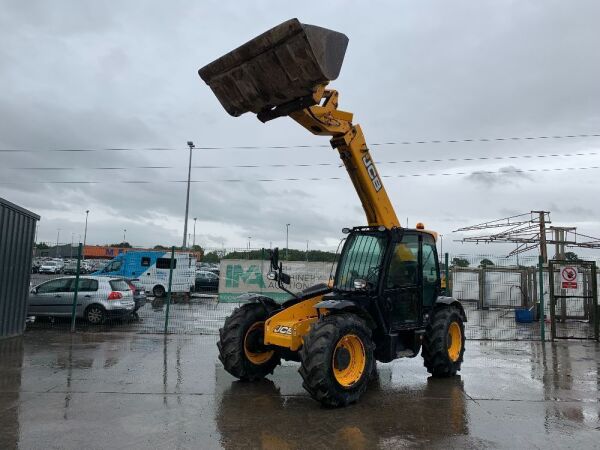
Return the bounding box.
[386,234,419,288]
[104,260,122,272]
[157,258,176,269]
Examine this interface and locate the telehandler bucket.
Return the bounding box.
[198,18,348,119]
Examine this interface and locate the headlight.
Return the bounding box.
[267,272,277,280]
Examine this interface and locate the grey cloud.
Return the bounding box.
[466,165,534,187]
[1,1,599,255]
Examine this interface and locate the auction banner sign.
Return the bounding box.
[218,259,335,303]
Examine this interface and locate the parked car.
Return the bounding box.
[124,278,147,318]
[39,260,62,274]
[62,260,81,275]
[27,276,135,324]
[198,263,220,276]
[195,270,219,291]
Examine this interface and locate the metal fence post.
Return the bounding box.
[592,262,598,341]
[538,256,545,342]
[444,253,450,296]
[164,246,175,334]
[548,261,555,341]
[478,267,486,309]
[70,243,83,333]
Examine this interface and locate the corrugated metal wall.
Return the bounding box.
[0,198,39,338]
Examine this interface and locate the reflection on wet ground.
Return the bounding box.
[1,331,599,449]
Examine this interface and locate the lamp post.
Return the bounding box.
[70,233,75,259]
[286,223,290,260]
[123,228,127,243]
[306,240,309,262]
[440,234,444,257]
[83,210,89,260]
[56,228,61,258]
[193,217,197,248]
[182,141,195,249]
[247,236,251,260]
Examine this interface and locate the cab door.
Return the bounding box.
[421,233,440,307]
[381,233,421,329]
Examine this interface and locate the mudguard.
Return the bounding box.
[314,299,357,310]
[235,293,280,313]
[435,296,467,322]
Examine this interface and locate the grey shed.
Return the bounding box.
[0,198,39,339]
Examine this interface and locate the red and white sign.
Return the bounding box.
[560,266,578,289]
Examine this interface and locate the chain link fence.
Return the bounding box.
[24,247,600,342]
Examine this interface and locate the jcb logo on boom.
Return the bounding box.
[273,325,293,335]
[362,154,382,192]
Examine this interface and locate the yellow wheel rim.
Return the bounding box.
[332,334,366,388]
[447,321,462,362]
[244,322,274,365]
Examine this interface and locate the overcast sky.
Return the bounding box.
[1,0,599,257]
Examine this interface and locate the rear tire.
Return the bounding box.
[422,306,465,377]
[153,285,165,298]
[299,314,374,407]
[85,304,106,325]
[217,303,280,381]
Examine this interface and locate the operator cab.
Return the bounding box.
[330,226,441,330]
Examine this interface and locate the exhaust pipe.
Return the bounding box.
[198,18,348,118]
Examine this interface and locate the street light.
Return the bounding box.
[248,236,251,259]
[193,217,197,248]
[439,234,444,257]
[306,240,309,262]
[286,223,290,260]
[70,233,75,259]
[123,228,127,243]
[83,210,89,260]
[182,141,195,249]
[56,228,61,258]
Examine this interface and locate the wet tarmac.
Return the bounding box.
[1,331,599,449]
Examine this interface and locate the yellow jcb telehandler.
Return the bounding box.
[199,19,466,407]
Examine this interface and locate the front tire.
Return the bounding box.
[299,314,374,407]
[422,306,465,377]
[217,303,280,381]
[153,285,165,298]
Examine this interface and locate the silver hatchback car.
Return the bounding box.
[28,276,135,324]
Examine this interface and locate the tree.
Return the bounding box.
[564,251,579,261]
[110,242,132,248]
[451,257,470,268]
[36,242,49,249]
[153,245,168,250]
[203,251,221,263]
[479,258,495,268]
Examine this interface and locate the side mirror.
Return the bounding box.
[267,271,278,281]
[353,278,367,290]
[279,271,291,285]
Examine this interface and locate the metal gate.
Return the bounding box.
[548,260,598,340]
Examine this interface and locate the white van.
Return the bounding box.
[94,251,196,297]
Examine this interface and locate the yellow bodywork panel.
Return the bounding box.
[264,295,327,351]
[289,89,400,230]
